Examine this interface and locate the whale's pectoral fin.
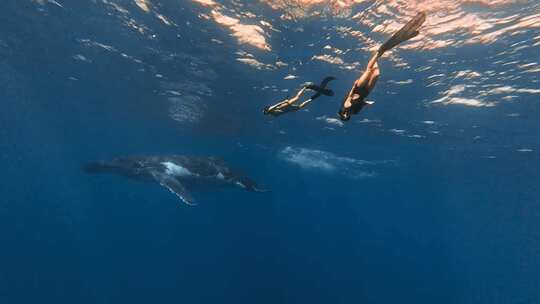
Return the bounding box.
[151,172,196,206]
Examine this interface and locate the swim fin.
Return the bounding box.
[378,11,426,55]
[307,76,336,99]
[319,76,337,89]
[306,86,334,97]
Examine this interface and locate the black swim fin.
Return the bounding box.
[306,76,336,99]
[306,85,334,97]
[319,76,336,88]
[378,11,426,55]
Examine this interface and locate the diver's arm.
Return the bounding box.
[267,101,284,112]
[267,98,292,112]
[354,69,372,88]
[294,86,308,99]
[366,63,380,91]
[342,83,358,109]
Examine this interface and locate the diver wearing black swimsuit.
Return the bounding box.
[339,83,372,120]
[338,12,426,121]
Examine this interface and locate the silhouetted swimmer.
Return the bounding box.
[263,76,336,117]
[338,12,427,121]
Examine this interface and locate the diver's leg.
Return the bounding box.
[298,98,313,109]
[287,86,308,106]
[360,64,380,106]
[366,63,380,91]
[365,52,382,71]
[353,69,372,91]
[296,86,308,98]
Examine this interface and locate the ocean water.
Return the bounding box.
[1,1,539,303]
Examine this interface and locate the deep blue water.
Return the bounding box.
[1,1,539,303]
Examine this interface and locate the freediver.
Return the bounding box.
[338,11,427,121]
[263,76,336,117]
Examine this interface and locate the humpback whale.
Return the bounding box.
[84,155,265,205]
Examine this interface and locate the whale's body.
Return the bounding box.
[84,155,264,205]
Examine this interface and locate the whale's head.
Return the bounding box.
[83,157,148,178]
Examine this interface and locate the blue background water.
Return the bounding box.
[1,1,539,303]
